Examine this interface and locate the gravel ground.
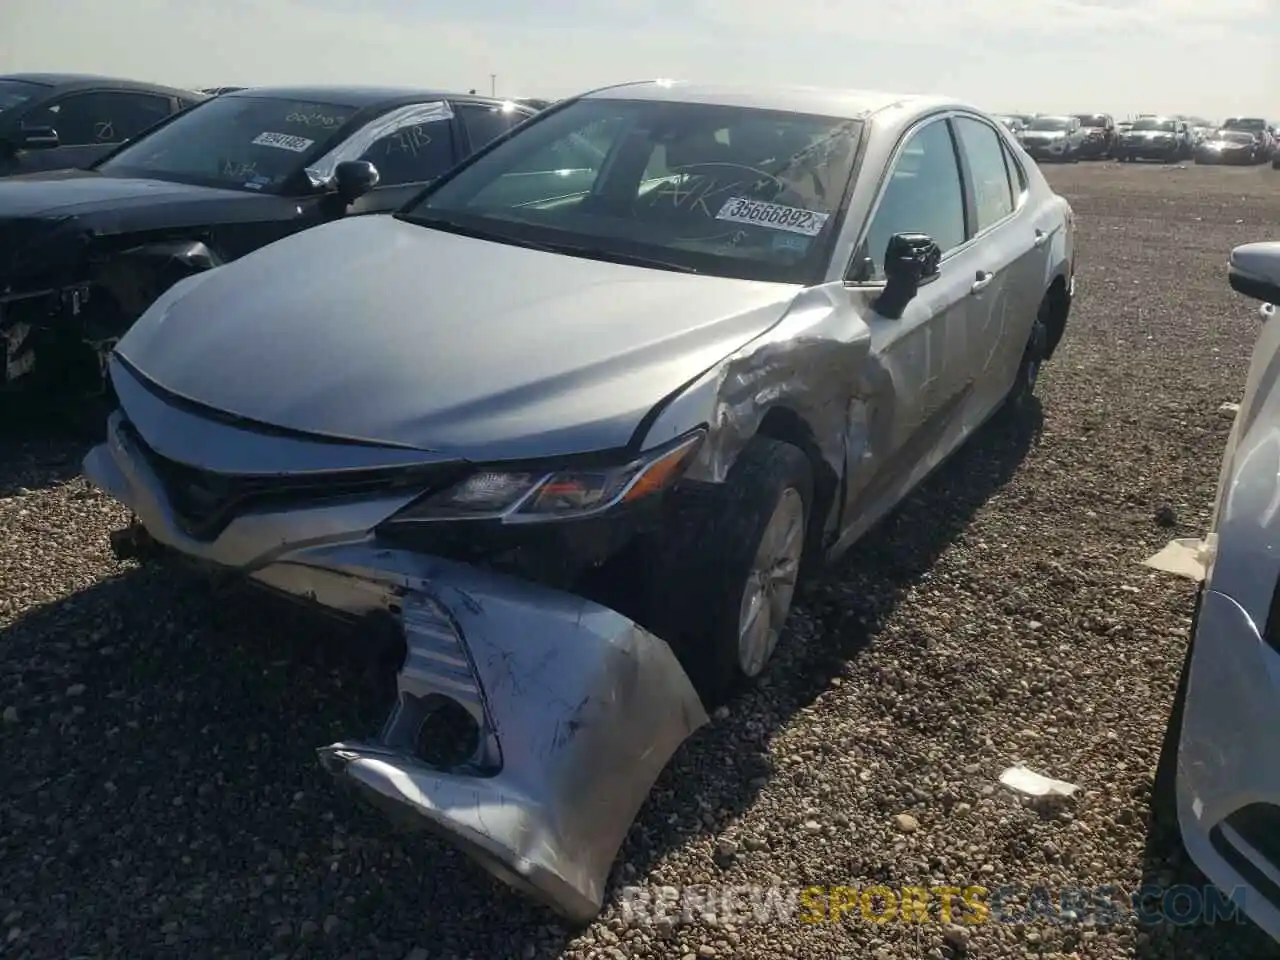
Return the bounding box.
[2,160,1279,960]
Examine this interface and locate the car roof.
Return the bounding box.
[0,73,200,97]
[221,86,516,109]
[580,80,959,120]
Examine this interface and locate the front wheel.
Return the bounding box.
[662,437,813,707]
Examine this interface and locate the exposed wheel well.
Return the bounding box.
[754,406,838,563]
[1043,275,1070,360]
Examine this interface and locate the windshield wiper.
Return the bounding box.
[538,243,700,274]
[397,212,699,274]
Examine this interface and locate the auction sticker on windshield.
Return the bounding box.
[716,197,830,237]
[252,131,315,152]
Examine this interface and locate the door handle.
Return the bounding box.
[1033,229,1049,248]
[970,270,995,294]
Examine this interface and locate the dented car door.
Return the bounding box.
[839,116,976,532]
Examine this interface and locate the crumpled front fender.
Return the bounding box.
[317,563,709,925]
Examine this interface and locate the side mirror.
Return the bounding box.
[19,126,59,150]
[333,160,379,203]
[875,233,942,320]
[1229,242,1280,307]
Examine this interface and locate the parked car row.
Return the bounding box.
[995,109,1277,166]
[1,77,1073,924]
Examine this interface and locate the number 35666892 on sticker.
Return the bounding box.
[715,197,830,237]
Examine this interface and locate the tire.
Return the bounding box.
[662,437,813,707]
[1152,585,1203,830]
[1003,301,1049,416]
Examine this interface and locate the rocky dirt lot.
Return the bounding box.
[2,160,1279,960]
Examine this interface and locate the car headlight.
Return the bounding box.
[386,430,705,524]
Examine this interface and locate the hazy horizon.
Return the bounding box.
[3,0,1276,120]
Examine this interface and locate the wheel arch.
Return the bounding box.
[1042,274,1070,360]
[751,404,840,562]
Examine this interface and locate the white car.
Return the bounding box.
[1156,241,1280,942]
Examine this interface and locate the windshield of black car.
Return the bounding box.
[96,95,359,191]
[0,79,41,118]
[1217,131,1255,144]
[1131,118,1175,132]
[1029,117,1070,131]
[1225,118,1265,131]
[401,98,861,284]
[1075,115,1107,128]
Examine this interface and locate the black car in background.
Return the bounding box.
[1115,116,1193,162]
[0,86,538,413]
[1072,113,1116,158]
[1223,117,1274,160]
[1,74,203,178]
[1195,128,1265,165]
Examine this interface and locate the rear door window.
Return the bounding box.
[952,117,1015,233]
[24,91,173,145]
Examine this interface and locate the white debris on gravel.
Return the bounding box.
[1,163,1279,959]
[999,764,1081,798]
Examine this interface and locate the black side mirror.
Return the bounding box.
[19,126,59,150]
[333,160,380,203]
[1229,243,1280,307]
[875,233,942,319]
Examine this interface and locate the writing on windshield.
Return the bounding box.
[405,98,862,284]
[98,95,357,191]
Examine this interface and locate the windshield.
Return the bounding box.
[1131,118,1175,132]
[1029,117,1071,131]
[400,97,862,284]
[1225,117,1265,132]
[97,94,361,192]
[0,79,41,118]
[1075,114,1108,128]
[1216,130,1255,144]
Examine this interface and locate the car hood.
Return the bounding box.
[116,215,802,460]
[1126,129,1173,137]
[0,168,280,225]
[1023,129,1066,138]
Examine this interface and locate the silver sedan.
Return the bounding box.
[84,80,1077,922]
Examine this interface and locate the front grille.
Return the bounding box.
[121,420,467,541]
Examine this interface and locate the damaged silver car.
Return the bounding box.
[84,80,1076,923]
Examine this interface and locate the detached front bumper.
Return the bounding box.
[85,412,710,923]
[1177,588,1280,941]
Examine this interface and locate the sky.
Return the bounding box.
[3,0,1277,120]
